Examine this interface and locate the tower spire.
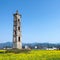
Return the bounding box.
[16,10,18,14]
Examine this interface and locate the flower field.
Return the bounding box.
[0,50,60,60]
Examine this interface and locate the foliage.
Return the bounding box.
[0,50,60,60]
[5,49,30,53]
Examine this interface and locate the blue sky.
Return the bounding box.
[0,0,60,43]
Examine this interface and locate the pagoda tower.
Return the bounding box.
[13,10,22,49]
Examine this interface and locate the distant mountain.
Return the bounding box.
[0,42,60,49]
[0,42,12,49]
[22,43,60,49]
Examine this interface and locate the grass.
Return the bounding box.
[0,50,60,60]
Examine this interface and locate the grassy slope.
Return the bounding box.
[0,50,60,60]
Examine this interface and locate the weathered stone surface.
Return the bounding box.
[13,10,22,49]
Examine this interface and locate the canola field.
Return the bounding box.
[0,50,60,60]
